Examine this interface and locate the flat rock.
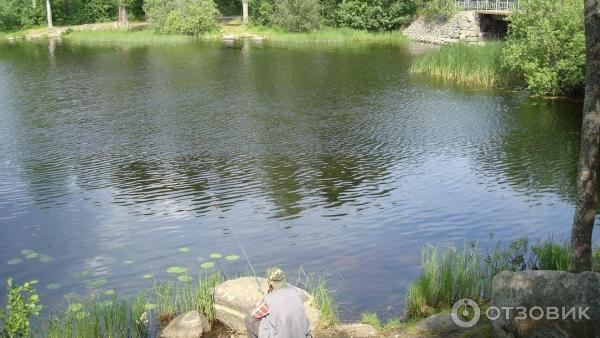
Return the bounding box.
[213,277,320,332]
[160,310,210,338]
[336,323,378,337]
[415,313,462,334]
[491,271,600,338]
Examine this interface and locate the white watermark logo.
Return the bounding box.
[451,299,481,328]
[450,299,591,327]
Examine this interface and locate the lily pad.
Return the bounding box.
[103,289,116,296]
[25,252,39,259]
[200,262,215,269]
[144,303,157,310]
[21,249,35,256]
[7,258,22,265]
[209,253,223,259]
[123,260,134,265]
[142,274,154,279]
[101,300,113,307]
[87,278,108,289]
[178,275,192,282]
[73,269,93,278]
[166,266,187,274]
[47,283,61,290]
[225,255,240,261]
[39,254,54,263]
[68,303,83,313]
[178,247,190,253]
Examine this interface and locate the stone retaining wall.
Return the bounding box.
[404,11,483,44]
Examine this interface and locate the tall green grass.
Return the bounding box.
[260,27,406,44]
[410,42,522,88]
[406,236,573,318]
[43,271,221,337]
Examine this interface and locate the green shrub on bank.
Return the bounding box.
[144,0,220,35]
[335,0,415,31]
[503,0,585,97]
[410,42,521,88]
[270,0,322,32]
[0,279,43,337]
[415,0,457,18]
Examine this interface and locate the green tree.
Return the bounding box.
[504,0,585,96]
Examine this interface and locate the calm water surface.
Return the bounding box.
[0,39,597,319]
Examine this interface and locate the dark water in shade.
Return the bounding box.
[0,39,597,320]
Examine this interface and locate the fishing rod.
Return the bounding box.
[209,194,265,296]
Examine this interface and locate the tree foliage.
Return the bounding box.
[270,0,322,32]
[0,0,45,31]
[335,0,415,31]
[144,0,219,35]
[503,0,585,96]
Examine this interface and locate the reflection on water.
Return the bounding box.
[0,40,596,319]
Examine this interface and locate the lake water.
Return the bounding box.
[0,39,597,320]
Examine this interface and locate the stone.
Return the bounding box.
[336,323,378,337]
[491,271,600,338]
[403,11,483,45]
[415,313,462,335]
[213,277,321,332]
[160,310,210,338]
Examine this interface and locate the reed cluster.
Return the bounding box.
[405,237,574,318]
[410,42,522,88]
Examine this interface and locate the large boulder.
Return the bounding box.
[213,277,320,332]
[491,271,600,338]
[160,310,210,338]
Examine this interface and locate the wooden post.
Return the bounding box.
[118,5,128,27]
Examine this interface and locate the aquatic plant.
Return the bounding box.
[166,266,187,274]
[200,262,215,269]
[87,279,108,289]
[360,312,381,329]
[225,255,240,261]
[179,247,191,253]
[410,42,522,88]
[406,236,574,318]
[142,274,154,280]
[46,284,61,290]
[209,253,222,259]
[6,259,22,265]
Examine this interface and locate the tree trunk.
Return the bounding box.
[118,5,129,27]
[571,0,600,272]
[242,0,249,26]
[45,0,53,28]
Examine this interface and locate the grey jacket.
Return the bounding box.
[258,286,311,338]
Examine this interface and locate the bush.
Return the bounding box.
[250,0,276,26]
[0,279,43,337]
[415,0,457,18]
[271,0,321,32]
[144,0,219,35]
[335,0,415,31]
[503,0,585,96]
[593,247,600,273]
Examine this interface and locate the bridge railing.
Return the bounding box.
[455,0,522,11]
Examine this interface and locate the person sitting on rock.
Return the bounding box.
[245,267,311,338]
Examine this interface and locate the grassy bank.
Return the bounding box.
[405,236,600,318]
[62,30,193,45]
[410,42,522,88]
[3,270,337,336]
[223,26,407,45]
